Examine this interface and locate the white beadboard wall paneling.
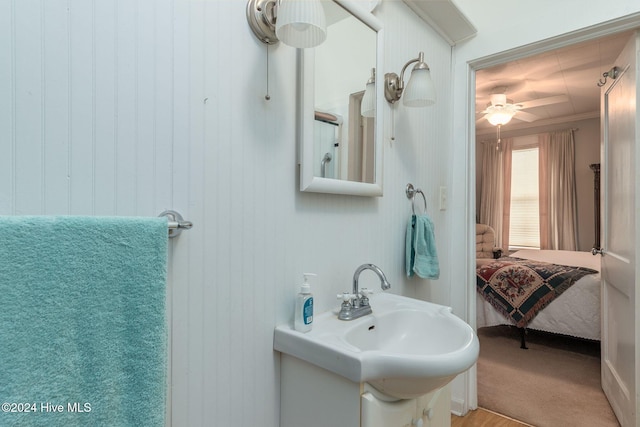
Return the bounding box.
[93,0,117,215]
[378,0,453,307]
[14,0,44,214]
[184,1,207,425]
[210,1,232,422]
[209,1,228,424]
[150,0,175,215]
[380,0,459,408]
[199,2,292,424]
[0,1,14,214]
[68,0,94,214]
[114,0,138,215]
[168,0,191,425]
[43,0,72,214]
[4,0,177,216]
[134,0,158,215]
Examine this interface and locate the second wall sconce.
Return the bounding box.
[246,0,327,48]
[384,52,436,107]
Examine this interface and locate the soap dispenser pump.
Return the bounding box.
[294,273,316,333]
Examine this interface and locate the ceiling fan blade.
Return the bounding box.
[514,111,541,122]
[518,95,569,109]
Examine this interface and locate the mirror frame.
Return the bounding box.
[298,1,384,197]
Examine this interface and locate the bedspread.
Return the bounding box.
[476,257,598,328]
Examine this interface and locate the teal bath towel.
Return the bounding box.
[0,216,168,427]
[406,214,440,279]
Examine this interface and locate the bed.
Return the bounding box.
[476,249,601,344]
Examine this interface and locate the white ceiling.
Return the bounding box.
[475,31,633,135]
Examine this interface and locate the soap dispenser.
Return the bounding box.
[294,273,315,333]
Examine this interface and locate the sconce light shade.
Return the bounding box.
[361,68,376,118]
[275,0,327,48]
[403,67,436,107]
[384,52,436,107]
[246,0,326,48]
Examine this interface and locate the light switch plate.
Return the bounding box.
[439,186,447,210]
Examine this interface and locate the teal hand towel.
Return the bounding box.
[405,216,417,276]
[0,216,168,427]
[406,214,440,279]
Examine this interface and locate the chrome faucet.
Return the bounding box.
[320,152,332,178]
[337,264,391,321]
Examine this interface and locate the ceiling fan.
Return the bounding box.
[478,89,569,126]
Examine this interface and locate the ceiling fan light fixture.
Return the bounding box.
[484,103,519,126]
[486,111,515,126]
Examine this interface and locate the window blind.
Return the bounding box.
[509,147,540,249]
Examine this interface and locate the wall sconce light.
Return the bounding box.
[246,0,327,48]
[360,68,376,118]
[384,52,436,107]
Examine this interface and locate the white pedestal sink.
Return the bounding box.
[274,292,479,399]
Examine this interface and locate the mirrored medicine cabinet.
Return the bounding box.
[298,0,384,196]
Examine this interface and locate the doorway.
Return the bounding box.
[468,16,640,426]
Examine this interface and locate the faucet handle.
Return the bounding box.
[337,292,356,302]
[360,288,374,297]
[359,288,374,306]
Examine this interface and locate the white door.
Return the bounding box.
[599,31,640,427]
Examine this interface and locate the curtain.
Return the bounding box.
[501,138,513,252]
[539,130,578,250]
[478,138,512,249]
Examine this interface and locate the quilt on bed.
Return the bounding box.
[476,257,598,328]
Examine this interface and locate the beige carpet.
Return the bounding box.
[477,326,619,427]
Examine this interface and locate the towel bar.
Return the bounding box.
[406,183,427,215]
[159,210,193,238]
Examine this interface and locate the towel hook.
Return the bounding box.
[405,183,427,215]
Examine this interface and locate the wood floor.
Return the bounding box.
[451,408,533,427]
